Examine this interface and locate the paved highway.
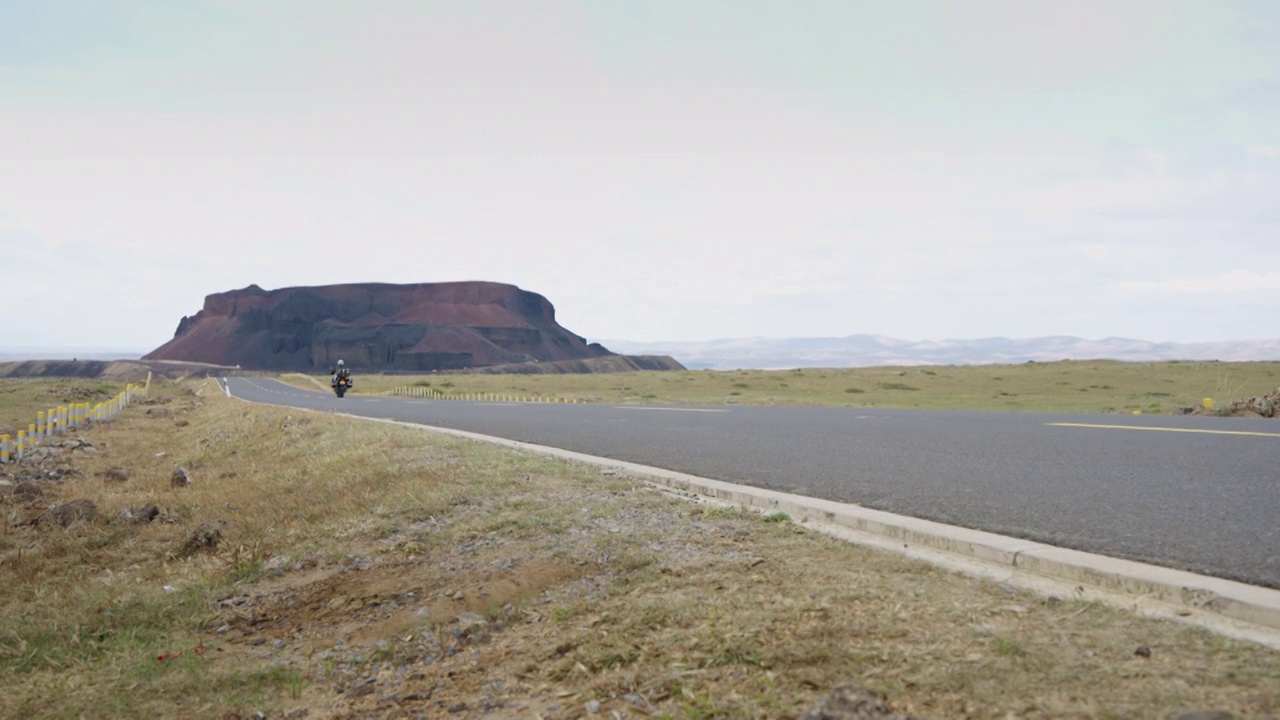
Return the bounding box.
[226,377,1280,589]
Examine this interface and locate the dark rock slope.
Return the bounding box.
[144,282,664,373]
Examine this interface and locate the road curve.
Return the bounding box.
[225,377,1280,589]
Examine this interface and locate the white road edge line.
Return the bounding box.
[227,386,1280,650]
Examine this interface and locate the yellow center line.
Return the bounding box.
[1048,422,1280,438]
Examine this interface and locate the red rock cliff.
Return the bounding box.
[144,282,614,372]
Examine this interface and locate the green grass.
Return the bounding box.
[317,360,1280,415]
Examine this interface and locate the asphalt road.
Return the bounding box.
[226,377,1280,589]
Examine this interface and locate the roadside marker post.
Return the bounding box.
[16,430,25,461]
[0,434,8,464]
[37,412,46,440]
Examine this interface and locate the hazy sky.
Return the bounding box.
[2,0,1278,351]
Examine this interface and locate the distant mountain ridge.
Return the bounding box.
[599,335,1280,370]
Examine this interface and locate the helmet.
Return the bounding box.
[337,359,345,367]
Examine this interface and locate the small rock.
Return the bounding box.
[102,467,130,483]
[1135,646,1152,658]
[171,466,192,488]
[457,612,486,632]
[997,604,1030,614]
[174,420,190,427]
[121,504,161,524]
[452,590,465,601]
[154,452,167,458]
[263,555,293,572]
[1165,712,1235,720]
[40,499,98,528]
[586,699,601,714]
[13,483,44,501]
[181,520,225,556]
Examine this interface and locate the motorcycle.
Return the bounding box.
[332,374,353,398]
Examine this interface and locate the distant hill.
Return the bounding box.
[599,335,1280,370]
[0,350,143,362]
[144,281,683,374]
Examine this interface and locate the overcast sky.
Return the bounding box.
[2,0,1278,352]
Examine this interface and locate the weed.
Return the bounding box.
[878,382,919,391]
[483,602,505,622]
[762,512,791,523]
[844,387,865,394]
[993,635,1025,656]
[703,505,742,520]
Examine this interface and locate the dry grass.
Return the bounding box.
[316,360,1280,414]
[2,377,1278,718]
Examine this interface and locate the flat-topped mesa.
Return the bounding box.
[144,281,616,372]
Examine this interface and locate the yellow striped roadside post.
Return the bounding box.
[0,434,9,463]
[37,412,46,440]
[16,430,26,461]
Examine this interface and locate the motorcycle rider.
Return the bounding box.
[331,359,353,388]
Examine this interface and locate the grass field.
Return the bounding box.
[0,377,137,437]
[2,373,1279,717]
[303,360,1280,415]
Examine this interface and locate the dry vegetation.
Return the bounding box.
[1,376,1278,719]
[323,360,1280,415]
